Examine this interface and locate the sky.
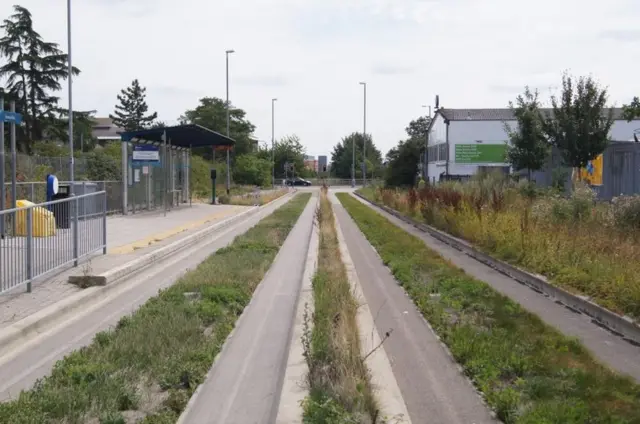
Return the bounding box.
[2,0,640,157]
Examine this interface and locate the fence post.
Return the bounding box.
[73,196,79,266]
[102,191,107,255]
[26,208,33,293]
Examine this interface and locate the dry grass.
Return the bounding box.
[360,183,640,319]
[303,188,379,423]
[224,188,289,206]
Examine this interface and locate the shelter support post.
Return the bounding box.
[10,102,17,234]
[121,141,128,215]
[188,146,192,207]
[0,96,5,237]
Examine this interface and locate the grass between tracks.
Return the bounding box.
[336,192,640,424]
[0,193,312,424]
[303,189,379,424]
[222,188,289,206]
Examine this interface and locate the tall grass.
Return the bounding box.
[338,192,640,424]
[303,188,379,423]
[360,177,640,319]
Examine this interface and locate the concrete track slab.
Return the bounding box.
[179,193,316,424]
[330,192,497,424]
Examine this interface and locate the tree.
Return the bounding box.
[330,133,383,179]
[541,74,613,183]
[109,79,158,132]
[179,97,256,157]
[257,134,306,179]
[504,87,549,180]
[0,5,79,152]
[405,115,431,139]
[622,97,640,122]
[233,154,271,186]
[384,116,430,186]
[384,138,422,187]
[44,108,98,151]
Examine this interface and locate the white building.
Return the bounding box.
[426,108,640,182]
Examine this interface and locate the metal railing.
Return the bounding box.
[0,191,107,294]
[4,181,122,214]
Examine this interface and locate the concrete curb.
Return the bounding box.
[0,192,296,356]
[332,193,411,424]
[275,195,320,424]
[353,192,640,347]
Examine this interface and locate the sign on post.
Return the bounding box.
[0,111,22,125]
[132,145,160,162]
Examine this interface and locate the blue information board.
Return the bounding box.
[132,145,160,163]
[0,111,23,124]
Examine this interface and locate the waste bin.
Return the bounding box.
[15,200,56,237]
[51,185,71,229]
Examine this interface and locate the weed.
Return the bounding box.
[361,182,640,319]
[303,191,379,423]
[338,192,640,424]
[0,194,312,424]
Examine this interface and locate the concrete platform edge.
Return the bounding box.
[331,194,412,424]
[275,195,320,424]
[353,192,640,347]
[0,192,296,356]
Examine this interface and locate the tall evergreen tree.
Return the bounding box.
[0,5,79,153]
[109,79,158,131]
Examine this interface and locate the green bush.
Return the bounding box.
[85,152,120,181]
[232,154,271,187]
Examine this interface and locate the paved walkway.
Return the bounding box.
[0,204,247,329]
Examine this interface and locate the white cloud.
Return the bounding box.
[2,0,640,157]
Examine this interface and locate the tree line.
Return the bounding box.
[0,5,314,187]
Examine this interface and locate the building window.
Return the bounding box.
[438,144,448,161]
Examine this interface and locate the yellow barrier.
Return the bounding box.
[15,199,56,237]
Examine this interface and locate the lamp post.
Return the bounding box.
[225,49,235,195]
[271,98,277,187]
[422,104,432,181]
[67,0,74,192]
[359,82,367,186]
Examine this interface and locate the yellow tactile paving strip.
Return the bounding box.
[108,207,245,255]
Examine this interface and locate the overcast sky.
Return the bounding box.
[2,0,640,157]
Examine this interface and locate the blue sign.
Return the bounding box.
[132,145,160,162]
[0,111,23,125]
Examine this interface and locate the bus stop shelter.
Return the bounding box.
[119,124,235,215]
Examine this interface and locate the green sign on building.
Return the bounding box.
[455,143,507,164]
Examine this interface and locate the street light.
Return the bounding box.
[67,0,74,193]
[225,49,235,195]
[271,98,277,187]
[422,105,432,181]
[359,81,367,186]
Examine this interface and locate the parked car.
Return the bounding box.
[286,177,312,186]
